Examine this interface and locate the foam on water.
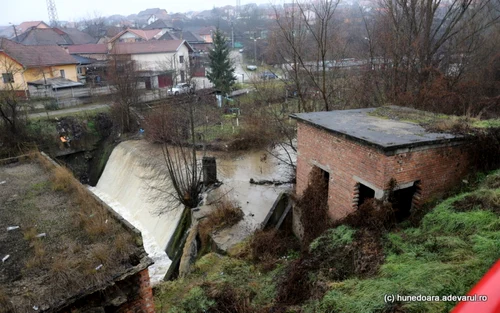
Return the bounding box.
[88,140,182,285]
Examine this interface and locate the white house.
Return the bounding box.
[110,40,193,88]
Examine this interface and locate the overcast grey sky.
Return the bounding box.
[1,0,274,25]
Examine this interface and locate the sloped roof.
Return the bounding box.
[0,38,77,67]
[159,32,178,41]
[59,28,96,44]
[144,19,174,30]
[17,21,49,33]
[16,28,69,45]
[179,31,205,43]
[14,28,95,46]
[108,29,162,43]
[72,55,98,65]
[67,44,107,54]
[198,26,216,35]
[110,40,193,55]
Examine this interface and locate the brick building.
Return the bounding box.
[291,107,469,222]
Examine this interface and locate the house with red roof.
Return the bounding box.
[0,38,78,96]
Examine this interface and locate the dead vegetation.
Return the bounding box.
[295,168,332,247]
[249,229,300,272]
[0,152,143,312]
[198,197,244,248]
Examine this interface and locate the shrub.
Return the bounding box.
[198,197,244,248]
[250,229,300,271]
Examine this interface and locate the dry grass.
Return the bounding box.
[199,197,244,248]
[91,243,112,264]
[0,287,13,313]
[250,229,300,271]
[22,227,38,241]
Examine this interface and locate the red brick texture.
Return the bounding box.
[117,269,155,313]
[296,123,470,220]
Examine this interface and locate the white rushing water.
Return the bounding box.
[88,140,183,285]
[88,139,296,283]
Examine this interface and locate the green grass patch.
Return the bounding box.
[156,169,500,313]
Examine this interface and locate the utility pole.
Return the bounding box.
[254,38,257,63]
[231,22,234,49]
[9,23,18,42]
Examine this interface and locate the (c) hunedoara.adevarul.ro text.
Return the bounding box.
[384,294,488,303]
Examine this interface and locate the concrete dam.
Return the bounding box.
[89,139,295,284]
[89,140,182,284]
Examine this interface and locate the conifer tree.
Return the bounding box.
[207,28,235,96]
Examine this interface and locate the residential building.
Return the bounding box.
[198,26,216,43]
[66,44,108,84]
[136,8,169,25]
[108,29,165,44]
[110,40,193,88]
[0,38,78,96]
[16,21,50,34]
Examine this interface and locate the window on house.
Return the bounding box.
[179,55,184,64]
[77,67,83,75]
[2,73,14,84]
[60,70,65,78]
[180,70,185,83]
[357,183,375,207]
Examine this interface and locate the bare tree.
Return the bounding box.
[269,0,346,112]
[378,0,500,113]
[145,91,219,209]
[107,55,142,133]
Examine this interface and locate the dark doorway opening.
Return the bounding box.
[391,183,418,222]
[310,166,329,198]
[357,183,375,207]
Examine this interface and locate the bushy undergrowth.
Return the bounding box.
[306,169,500,313]
[155,170,500,313]
[155,253,283,313]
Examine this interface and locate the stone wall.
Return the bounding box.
[296,123,470,220]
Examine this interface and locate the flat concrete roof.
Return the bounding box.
[291,107,464,154]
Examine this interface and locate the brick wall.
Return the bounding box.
[296,123,469,220]
[116,269,155,313]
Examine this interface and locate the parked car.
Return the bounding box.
[260,71,278,80]
[167,83,193,95]
[246,65,257,71]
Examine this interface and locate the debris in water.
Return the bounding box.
[95,264,103,270]
[36,233,46,238]
[2,255,10,262]
[7,226,19,231]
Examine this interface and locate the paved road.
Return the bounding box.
[230,50,258,83]
[28,104,110,119]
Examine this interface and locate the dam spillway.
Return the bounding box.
[89,140,183,285]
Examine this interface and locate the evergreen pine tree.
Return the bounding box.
[207,28,235,96]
